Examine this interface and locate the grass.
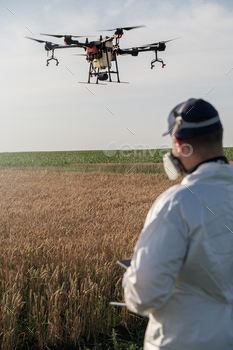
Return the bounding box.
[222,147,233,161]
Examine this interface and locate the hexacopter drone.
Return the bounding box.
[26,25,178,84]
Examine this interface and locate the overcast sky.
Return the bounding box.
[1,0,233,152]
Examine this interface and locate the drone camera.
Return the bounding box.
[98,73,108,81]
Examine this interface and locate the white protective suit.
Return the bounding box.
[123,161,233,350]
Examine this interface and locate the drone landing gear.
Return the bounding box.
[151,63,166,69]
[105,50,121,83]
[46,50,59,66]
[78,63,107,84]
[83,52,128,84]
[151,50,166,69]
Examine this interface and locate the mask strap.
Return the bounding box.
[171,101,189,138]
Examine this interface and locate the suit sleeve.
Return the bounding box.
[123,193,189,316]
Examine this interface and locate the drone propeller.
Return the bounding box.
[119,25,146,31]
[25,36,47,44]
[162,37,181,43]
[97,25,146,32]
[40,33,90,38]
[25,36,59,51]
[138,37,180,48]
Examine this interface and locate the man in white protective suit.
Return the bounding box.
[123,98,233,350]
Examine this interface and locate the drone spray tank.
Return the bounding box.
[93,39,113,70]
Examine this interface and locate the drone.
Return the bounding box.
[26,26,178,84]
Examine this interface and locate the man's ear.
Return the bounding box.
[173,136,183,147]
[172,136,183,155]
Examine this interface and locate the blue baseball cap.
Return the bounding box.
[162,98,223,139]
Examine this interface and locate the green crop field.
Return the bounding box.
[0,148,232,172]
[0,149,169,173]
[0,149,166,167]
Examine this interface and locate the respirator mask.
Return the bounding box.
[163,152,187,180]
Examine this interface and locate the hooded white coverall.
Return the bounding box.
[123,162,233,349]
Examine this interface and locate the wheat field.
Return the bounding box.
[0,170,181,349]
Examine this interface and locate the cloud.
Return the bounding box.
[43,4,51,16]
[124,0,135,8]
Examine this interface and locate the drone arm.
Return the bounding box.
[117,47,158,56]
[53,43,87,50]
[117,46,166,69]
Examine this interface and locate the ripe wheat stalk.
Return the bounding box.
[0,170,179,349]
